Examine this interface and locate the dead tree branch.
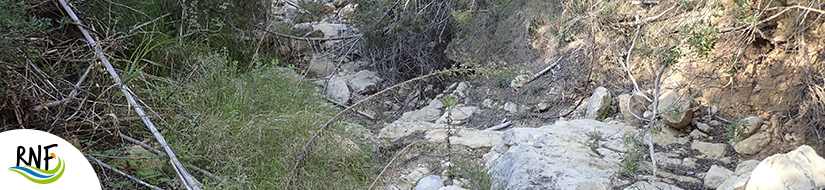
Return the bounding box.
[56,0,201,189]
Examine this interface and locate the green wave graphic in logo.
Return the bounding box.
[8,154,66,184]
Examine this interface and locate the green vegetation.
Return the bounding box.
[724,118,750,143]
[162,52,378,188]
[586,130,603,150]
[620,134,645,177]
[681,20,720,58]
[454,158,500,190]
[30,0,382,188]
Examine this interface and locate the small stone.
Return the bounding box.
[325,77,350,104]
[696,122,713,133]
[482,99,495,109]
[733,132,771,155]
[691,141,728,158]
[643,111,653,119]
[689,129,709,139]
[657,90,693,129]
[653,127,680,146]
[414,175,444,190]
[586,86,612,120]
[717,175,748,190]
[452,82,469,97]
[709,120,723,127]
[344,70,383,94]
[682,158,697,169]
[291,22,314,36]
[734,159,760,176]
[510,74,531,88]
[435,106,479,125]
[536,102,551,112]
[743,116,762,136]
[504,102,518,114]
[784,133,793,141]
[619,93,649,127]
[704,165,734,189]
[308,54,336,76]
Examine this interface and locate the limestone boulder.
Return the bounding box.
[691,141,728,158]
[486,119,632,189]
[733,132,771,155]
[657,90,693,129]
[742,116,762,137]
[705,165,734,189]
[744,145,825,190]
[344,70,383,94]
[718,160,761,190]
[325,76,350,104]
[400,99,444,122]
[618,92,649,127]
[308,54,336,76]
[435,106,479,125]
[413,175,443,190]
[586,86,612,120]
[378,120,501,149]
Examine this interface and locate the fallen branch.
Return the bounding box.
[86,154,164,190]
[323,96,376,120]
[484,121,512,131]
[516,56,564,88]
[32,61,94,111]
[287,68,472,186]
[56,0,201,189]
[251,24,362,41]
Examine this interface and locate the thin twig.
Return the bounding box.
[368,141,423,190]
[56,0,201,189]
[86,154,165,190]
[33,58,94,111]
[130,13,172,33]
[283,0,310,14]
[516,56,564,88]
[251,24,362,41]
